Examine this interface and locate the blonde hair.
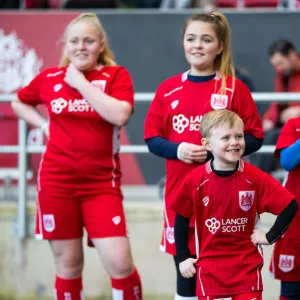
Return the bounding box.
[59,13,116,67]
[200,109,243,138]
[182,12,235,94]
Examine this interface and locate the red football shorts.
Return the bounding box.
[198,291,262,300]
[270,238,300,281]
[35,186,127,240]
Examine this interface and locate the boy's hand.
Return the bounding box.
[179,258,197,278]
[251,229,269,246]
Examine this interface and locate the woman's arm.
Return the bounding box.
[65,64,132,127]
[11,97,47,128]
[244,134,263,156]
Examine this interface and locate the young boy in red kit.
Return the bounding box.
[171,109,298,300]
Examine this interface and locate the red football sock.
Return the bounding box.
[55,276,84,300]
[111,269,142,300]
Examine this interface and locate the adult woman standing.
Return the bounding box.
[144,12,263,300]
[12,13,142,300]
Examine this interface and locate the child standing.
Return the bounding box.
[270,117,300,300]
[171,109,298,300]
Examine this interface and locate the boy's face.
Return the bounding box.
[202,121,245,170]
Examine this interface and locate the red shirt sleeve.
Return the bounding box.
[169,172,195,218]
[274,118,297,157]
[232,80,264,139]
[17,72,44,106]
[110,67,134,109]
[144,83,165,140]
[257,172,294,215]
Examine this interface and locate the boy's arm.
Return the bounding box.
[252,199,298,246]
[266,199,298,244]
[174,213,192,262]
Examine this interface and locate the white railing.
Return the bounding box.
[1,92,300,239]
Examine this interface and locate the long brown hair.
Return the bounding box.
[183,12,235,94]
[59,13,116,67]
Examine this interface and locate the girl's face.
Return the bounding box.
[183,21,223,75]
[65,22,104,72]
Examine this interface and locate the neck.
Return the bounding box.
[190,66,215,76]
[212,158,239,171]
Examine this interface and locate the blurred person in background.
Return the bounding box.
[11,12,142,300]
[254,39,300,174]
[160,0,216,12]
[144,12,263,300]
[270,116,300,300]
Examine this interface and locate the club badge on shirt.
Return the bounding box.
[91,80,106,92]
[239,191,255,212]
[210,94,228,109]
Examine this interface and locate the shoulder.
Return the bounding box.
[156,72,188,95]
[102,65,131,77]
[40,67,66,78]
[185,163,209,186]
[242,161,268,182]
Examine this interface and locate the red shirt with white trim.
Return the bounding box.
[144,72,264,235]
[18,66,134,189]
[170,160,294,296]
[275,117,300,239]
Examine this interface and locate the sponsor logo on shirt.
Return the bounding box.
[50,98,94,114]
[202,196,209,207]
[279,254,294,272]
[205,217,248,234]
[171,100,179,109]
[239,191,255,211]
[91,80,106,91]
[54,83,62,92]
[112,216,121,225]
[43,214,55,232]
[166,227,175,244]
[172,114,203,134]
[210,94,228,109]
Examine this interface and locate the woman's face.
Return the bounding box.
[183,21,223,75]
[65,22,104,72]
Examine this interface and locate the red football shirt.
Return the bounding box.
[18,65,134,189]
[275,117,300,239]
[170,160,294,296]
[144,72,264,251]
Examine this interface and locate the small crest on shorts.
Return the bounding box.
[166,227,175,244]
[279,254,294,273]
[112,216,121,225]
[210,94,228,109]
[239,191,255,211]
[43,214,55,232]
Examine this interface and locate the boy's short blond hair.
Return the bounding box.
[200,109,244,138]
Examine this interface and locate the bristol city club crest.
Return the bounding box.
[239,191,255,211]
[210,94,228,109]
[166,227,175,244]
[91,80,106,92]
[43,214,55,232]
[279,255,294,273]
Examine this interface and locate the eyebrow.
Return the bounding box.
[185,33,214,39]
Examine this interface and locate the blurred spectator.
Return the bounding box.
[0,0,20,8]
[160,0,216,12]
[278,0,300,9]
[121,0,161,7]
[63,0,117,8]
[255,39,300,173]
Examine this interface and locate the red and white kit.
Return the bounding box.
[170,160,294,297]
[18,65,134,240]
[270,118,300,281]
[144,72,264,255]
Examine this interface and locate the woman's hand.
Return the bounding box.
[251,229,269,246]
[64,63,87,90]
[179,258,197,278]
[178,142,207,164]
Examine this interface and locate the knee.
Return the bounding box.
[110,253,134,278]
[54,250,84,278]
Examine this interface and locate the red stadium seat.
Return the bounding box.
[216,0,237,7]
[244,0,277,7]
